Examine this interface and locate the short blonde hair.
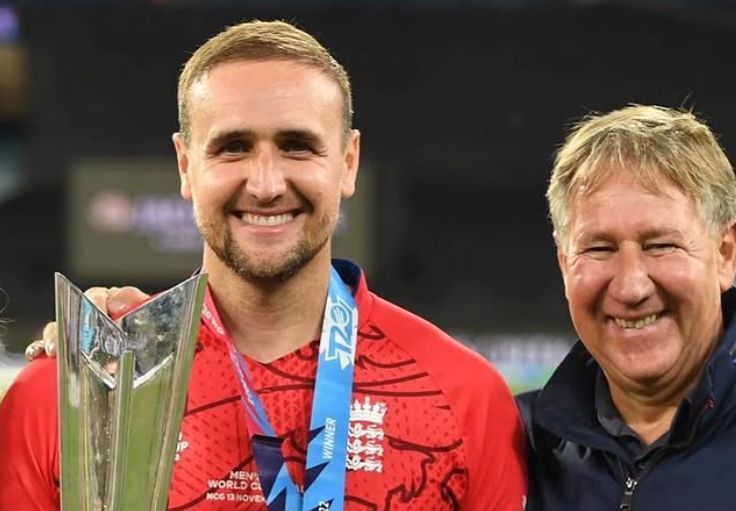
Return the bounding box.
[177,20,353,143]
[548,104,736,248]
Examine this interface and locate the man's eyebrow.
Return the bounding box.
[275,129,324,146]
[204,128,326,151]
[574,232,614,246]
[639,228,688,243]
[574,227,685,246]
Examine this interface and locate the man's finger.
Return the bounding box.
[44,338,56,357]
[24,340,45,361]
[108,287,150,319]
[25,322,60,361]
[41,322,57,343]
[26,286,150,362]
[84,287,114,311]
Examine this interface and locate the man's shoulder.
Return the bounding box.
[370,295,487,365]
[0,357,58,444]
[4,357,57,397]
[369,293,453,340]
[515,389,540,410]
[0,358,57,418]
[368,292,507,389]
[514,389,541,432]
[0,358,60,509]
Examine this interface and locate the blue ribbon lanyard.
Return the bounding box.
[201,266,358,511]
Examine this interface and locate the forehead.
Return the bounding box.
[188,59,343,138]
[569,169,703,236]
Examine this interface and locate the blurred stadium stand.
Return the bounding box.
[1,0,736,391]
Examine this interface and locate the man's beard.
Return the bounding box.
[196,211,334,282]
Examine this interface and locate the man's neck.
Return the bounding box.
[202,250,332,363]
[606,338,720,446]
[609,393,677,445]
[608,377,697,446]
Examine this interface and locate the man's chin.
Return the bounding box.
[231,261,303,282]
[223,247,320,283]
[609,360,679,390]
[203,226,331,283]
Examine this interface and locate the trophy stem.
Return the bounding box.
[106,351,136,511]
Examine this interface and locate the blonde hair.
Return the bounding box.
[177,20,353,143]
[547,104,736,249]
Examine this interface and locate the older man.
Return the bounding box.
[519,105,736,510]
[0,20,526,510]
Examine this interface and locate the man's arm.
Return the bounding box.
[0,358,60,510]
[462,365,528,511]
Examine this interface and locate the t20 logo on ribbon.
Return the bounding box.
[323,293,356,370]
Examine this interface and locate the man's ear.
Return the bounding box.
[717,221,736,292]
[340,129,361,199]
[172,132,192,201]
[556,239,571,301]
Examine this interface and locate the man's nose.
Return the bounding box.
[245,146,287,202]
[608,245,655,305]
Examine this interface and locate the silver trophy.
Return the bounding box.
[55,273,207,511]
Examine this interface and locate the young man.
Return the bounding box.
[519,105,736,510]
[0,21,526,510]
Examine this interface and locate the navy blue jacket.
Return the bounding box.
[517,290,736,511]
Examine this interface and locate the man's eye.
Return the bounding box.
[581,246,615,258]
[585,246,614,253]
[221,141,248,155]
[646,243,677,255]
[281,140,315,154]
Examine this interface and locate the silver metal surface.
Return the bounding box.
[56,273,207,511]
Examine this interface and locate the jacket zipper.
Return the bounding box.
[619,477,638,510]
[616,448,666,510]
[616,397,714,510]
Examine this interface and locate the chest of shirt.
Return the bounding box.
[167,337,469,510]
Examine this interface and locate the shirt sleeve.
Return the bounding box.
[0,357,61,510]
[370,296,528,510]
[462,364,527,511]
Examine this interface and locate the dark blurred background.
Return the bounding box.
[1,0,736,390]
